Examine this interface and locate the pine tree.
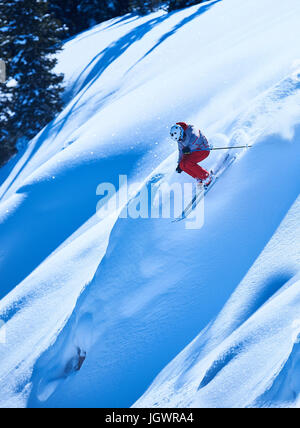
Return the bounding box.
[168,0,202,12]
[48,0,81,38]
[49,0,122,38]
[129,0,162,15]
[0,0,64,167]
[111,0,130,16]
[78,0,112,29]
[0,6,15,166]
[129,0,148,15]
[49,0,163,37]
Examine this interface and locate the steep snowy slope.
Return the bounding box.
[134,195,300,408]
[0,0,299,408]
[28,78,300,408]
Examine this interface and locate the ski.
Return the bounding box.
[173,154,236,222]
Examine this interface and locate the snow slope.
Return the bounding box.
[0,0,299,408]
[134,196,300,408]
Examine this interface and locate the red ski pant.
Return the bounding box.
[179,150,210,180]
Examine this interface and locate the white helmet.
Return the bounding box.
[170,124,184,142]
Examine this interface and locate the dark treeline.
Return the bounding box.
[48,0,204,38]
[0,0,205,168]
[0,0,64,167]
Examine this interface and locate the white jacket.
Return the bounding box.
[177,124,210,163]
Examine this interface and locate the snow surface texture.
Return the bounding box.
[0,0,299,408]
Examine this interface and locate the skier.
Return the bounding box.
[170,122,212,188]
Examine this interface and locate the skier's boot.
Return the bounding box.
[203,173,213,189]
[196,179,204,190]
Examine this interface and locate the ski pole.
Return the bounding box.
[211,145,252,150]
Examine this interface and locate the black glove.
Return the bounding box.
[176,165,183,174]
[182,146,191,154]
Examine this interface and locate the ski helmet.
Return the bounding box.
[170,124,184,142]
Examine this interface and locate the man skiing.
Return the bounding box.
[170,122,212,188]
